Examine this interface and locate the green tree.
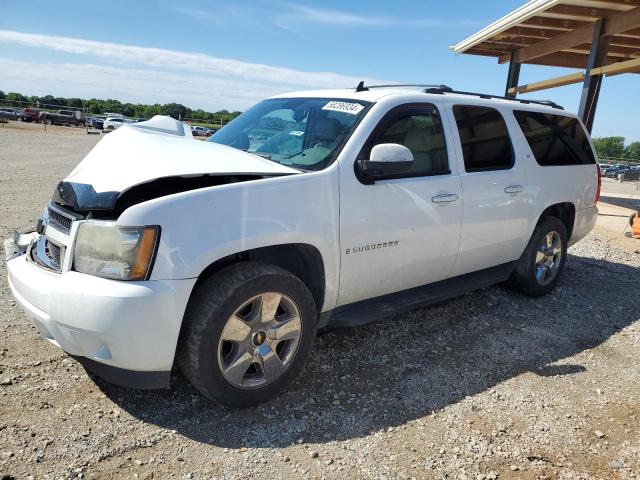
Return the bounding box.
[102,99,124,114]
[0,89,241,123]
[160,103,190,120]
[142,103,162,118]
[67,98,83,109]
[592,136,625,159]
[6,92,28,106]
[53,97,68,107]
[38,95,56,108]
[624,142,640,161]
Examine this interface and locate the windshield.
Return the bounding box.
[209,97,371,171]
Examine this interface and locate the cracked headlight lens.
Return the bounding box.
[73,222,160,280]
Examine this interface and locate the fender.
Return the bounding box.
[117,168,341,312]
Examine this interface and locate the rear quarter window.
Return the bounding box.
[513,110,596,166]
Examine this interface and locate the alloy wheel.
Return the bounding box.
[217,292,302,389]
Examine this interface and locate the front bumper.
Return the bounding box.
[7,252,196,388]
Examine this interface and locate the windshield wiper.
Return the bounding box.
[287,164,313,172]
[246,151,272,160]
[244,150,310,172]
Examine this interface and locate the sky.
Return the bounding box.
[0,0,637,141]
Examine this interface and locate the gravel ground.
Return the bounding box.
[1,122,639,479]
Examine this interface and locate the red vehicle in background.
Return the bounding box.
[21,108,42,122]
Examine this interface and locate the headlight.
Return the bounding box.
[73,222,160,281]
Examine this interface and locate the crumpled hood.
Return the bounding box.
[65,119,298,194]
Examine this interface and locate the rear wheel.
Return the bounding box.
[509,216,568,297]
[178,262,317,407]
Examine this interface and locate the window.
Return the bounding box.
[358,104,449,179]
[210,98,371,171]
[453,106,513,172]
[513,110,596,166]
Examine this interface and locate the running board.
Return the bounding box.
[323,262,516,328]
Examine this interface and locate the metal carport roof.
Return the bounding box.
[451,0,640,130]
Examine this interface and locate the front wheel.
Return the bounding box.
[509,216,568,297]
[177,262,317,407]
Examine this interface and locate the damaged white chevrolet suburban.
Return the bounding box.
[5,84,600,407]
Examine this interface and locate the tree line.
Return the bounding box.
[0,90,241,124]
[592,137,640,161]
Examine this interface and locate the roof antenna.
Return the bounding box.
[355,81,368,92]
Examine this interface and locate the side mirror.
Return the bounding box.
[358,143,414,179]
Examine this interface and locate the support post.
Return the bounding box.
[505,53,521,98]
[578,19,609,132]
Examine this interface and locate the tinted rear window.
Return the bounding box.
[453,106,513,172]
[513,111,595,166]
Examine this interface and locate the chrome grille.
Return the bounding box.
[30,235,64,273]
[45,240,61,268]
[47,204,82,233]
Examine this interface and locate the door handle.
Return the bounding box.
[504,184,524,194]
[431,193,459,204]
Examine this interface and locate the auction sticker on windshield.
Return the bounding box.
[322,101,365,115]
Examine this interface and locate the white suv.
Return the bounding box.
[103,117,132,131]
[5,85,599,407]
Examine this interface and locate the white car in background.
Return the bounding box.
[191,125,211,137]
[5,87,599,407]
[103,117,132,131]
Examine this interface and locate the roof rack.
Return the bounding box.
[354,81,563,110]
[423,85,564,110]
[355,81,452,92]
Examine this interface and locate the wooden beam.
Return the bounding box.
[500,22,595,64]
[464,48,503,57]
[609,35,640,48]
[484,39,536,49]
[506,58,640,96]
[541,5,620,21]
[603,7,640,35]
[502,27,557,40]
[568,43,640,57]
[507,72,585,95]
[614,27,640,39]
[580,0,640,7]
[520,17,590,31]
[589,56,640,75]
[526,51,591,68]
[501,33,640,49]
[500,7,640,65]
[581,0,640,7]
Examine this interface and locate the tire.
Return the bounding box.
[46,118,52,125]
[177,261,318,407]
[509,216,568,297]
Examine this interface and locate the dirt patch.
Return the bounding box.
[0,124,638,479]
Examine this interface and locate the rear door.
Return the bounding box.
[446,104,530,276]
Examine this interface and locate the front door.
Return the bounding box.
[337,103,463,307]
